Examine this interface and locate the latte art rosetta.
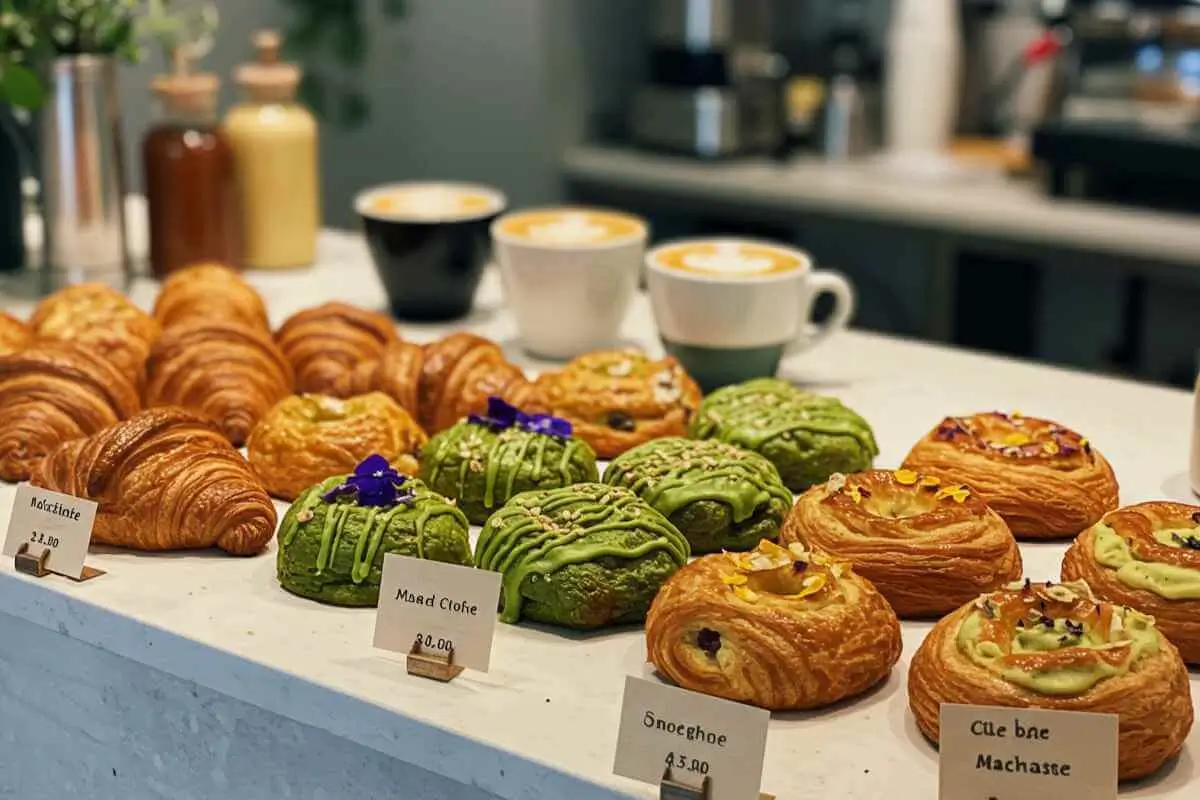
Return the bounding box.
[527,213,612,244]
[360,183,503,222]
[497,208,645,245]
[653,241,806,278]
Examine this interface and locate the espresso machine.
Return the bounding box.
[629,0,788,158]
[1032,0,1200,211]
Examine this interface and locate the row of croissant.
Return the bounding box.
[0,264,697,554]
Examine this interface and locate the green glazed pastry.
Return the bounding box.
[277,456,473,606]
[475,483,690,629]
[688,378,879,492]
[603,437,792,553]
[418,399,599,525]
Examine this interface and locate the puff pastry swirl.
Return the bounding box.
[645,539,902,710]
[908,580,1193,781]
[903,412,1119,539]
[247,392,427,501]
[0,342,140,481]
[783,469,1022,617]
[31,283,160,385]
[275,302,399,395]
[153,263,270,331]
[145,321,294,446]
[530,350,701,459]
[32,408,277,555]
[1062,502,1200,665]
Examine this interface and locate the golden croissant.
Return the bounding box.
[145,321,294,446]
[0,342,141,482]
[153,263,270,331]
[0,311,30,356]
[902,411,1119,540]
[32,407,277,555]
[30,283,160,385]
[331,332,532,434]
[275,302,399,394]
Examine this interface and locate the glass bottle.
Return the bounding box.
[143,52,241,278]
[224,30,319,269]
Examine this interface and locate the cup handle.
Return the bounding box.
[789,270,856,354]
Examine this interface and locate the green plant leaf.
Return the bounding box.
[299,72,327,118]
[337,90,369,128]
[332,16,366,67]
[0,63,44,110]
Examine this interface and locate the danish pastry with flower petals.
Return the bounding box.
[31,283,159,385]
[783,469,1021,617]
[908,580,1193,781]
[1062,502,1200,664]
[902,412,1118,539]
[645,539,902,711]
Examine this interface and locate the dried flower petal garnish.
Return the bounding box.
[1003,432,1031,446]
[733,586,759,603]
[847,486,864,504]
[721,573,749,587]
[935,485,970,503]
[894,469,918,486]
[1043,441,1060,455]
[919,475,941,489]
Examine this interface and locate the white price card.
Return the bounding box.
[373,553,501,673]
[613,676,770,800]
[940,704,1118,800]
[2,484,98,581]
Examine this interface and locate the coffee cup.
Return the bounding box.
[646,238,855,391]
[356,182,507,321]
[493,207,648,360]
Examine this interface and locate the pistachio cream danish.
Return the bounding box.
[603,437,792,553]
[418,397,598,525]
[277,455,472,606]
[908,579,1193,781]
[688,378,879,492]
[475,483,690,629]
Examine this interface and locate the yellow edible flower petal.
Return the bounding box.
[950,489,970,503]
[919,476,941,488]
[894,469,919,486]
[733,586,760,603]
[783,573,827,600]
[847,486,863,503]
[721,573,748,587]
[1043,441,1060,455]
[1003,432,1031,446]
[1079,438,1089,448]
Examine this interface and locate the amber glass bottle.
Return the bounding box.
[143,56,241,278]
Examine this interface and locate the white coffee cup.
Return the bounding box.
[492,207,648,359]
[645,238,855,390]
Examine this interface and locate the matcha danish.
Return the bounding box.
[475,483,690,629]
[603,437,792,553]
[278,455,473,606]
[419,397,599,525]
[689,378,878,492]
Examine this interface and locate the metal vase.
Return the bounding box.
[39,55,130,289]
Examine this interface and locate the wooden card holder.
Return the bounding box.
[12,543,104,583]
[406,637,464,683]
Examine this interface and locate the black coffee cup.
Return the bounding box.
[356,182,507,321]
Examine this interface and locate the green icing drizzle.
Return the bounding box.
[604,437,791,522]
[689,378,878,454]
[475,483,690,624]
[279,476,469,587]
[419,422,598,522]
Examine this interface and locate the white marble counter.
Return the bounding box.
[0,231,1197,799]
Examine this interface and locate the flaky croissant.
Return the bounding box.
[0,311,30,356]
[908,580,1193,781]
[645,539,902,710]
[783,469,1022,617]
[903,412,1119,540]
[31,407,277,555]
[145,321,294,446]
[0,342,140,482]
[153,263,270,331]
[30,283,160,384]
[275,302,399,394]
[330,332,532,435]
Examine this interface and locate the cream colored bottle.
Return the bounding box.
[1192,369,1200,496]
[224,30,320,268]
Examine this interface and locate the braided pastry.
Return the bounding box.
[275,302,399,394]
[145,321,294,446]
[31,407,277,555]
[153,263,269,331]
[0,342,140,481]
[0,311,30,356]
[30,283,159,384]
[903,412,1119,540]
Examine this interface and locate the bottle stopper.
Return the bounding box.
[236,29,302,102]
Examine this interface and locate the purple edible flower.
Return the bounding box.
[469,396,573,439]
[322,454,415,508]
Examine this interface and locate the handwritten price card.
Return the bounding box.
[613,676,770,800]
[373,553,501,672]
[939,704,1118,800]
[2,485,97,580]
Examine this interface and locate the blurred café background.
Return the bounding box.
[10,0,1200,387]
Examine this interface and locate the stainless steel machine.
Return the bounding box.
[630,0,788,158]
